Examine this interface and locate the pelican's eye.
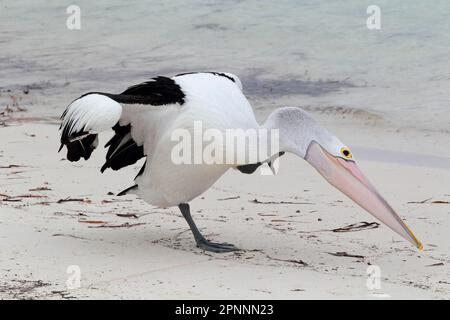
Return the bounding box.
[340,147,352,159]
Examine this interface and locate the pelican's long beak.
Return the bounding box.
[305,141,422,250]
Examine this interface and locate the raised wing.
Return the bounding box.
[59,76,186,171]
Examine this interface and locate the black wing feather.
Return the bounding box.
[101,124,144,173]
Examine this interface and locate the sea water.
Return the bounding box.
[0,0,449,131]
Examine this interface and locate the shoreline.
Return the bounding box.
[3,106,450,167]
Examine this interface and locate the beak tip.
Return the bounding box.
[404,224,423,251]
[417,242,424,251]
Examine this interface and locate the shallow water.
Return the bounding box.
[1,0,449,130]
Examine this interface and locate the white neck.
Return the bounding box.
[262,107,335,159]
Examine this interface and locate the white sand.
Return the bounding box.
[1,120,449,299]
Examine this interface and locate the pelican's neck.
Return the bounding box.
[261,107,327,159]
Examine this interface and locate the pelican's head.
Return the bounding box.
[265,107,422,250]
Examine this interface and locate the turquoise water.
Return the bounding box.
[1,0,449,130]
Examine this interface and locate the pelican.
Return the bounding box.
[59,72,422,252]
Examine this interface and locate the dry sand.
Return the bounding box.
[1,114,449,299]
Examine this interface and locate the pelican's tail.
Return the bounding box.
[59,93,122,161]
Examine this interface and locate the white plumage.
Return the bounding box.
[62,73,258,207]
[62,94,122,136]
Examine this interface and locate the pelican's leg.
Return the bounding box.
[178,203,239,253]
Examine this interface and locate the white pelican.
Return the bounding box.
[59,72,422,252]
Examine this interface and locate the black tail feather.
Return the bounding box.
[117,185,138,196]
[135,160,147,179]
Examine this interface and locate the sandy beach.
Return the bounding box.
[1,113,449,299]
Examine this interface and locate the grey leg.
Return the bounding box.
[178,203,239,253]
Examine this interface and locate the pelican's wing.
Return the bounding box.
[60,72,247,174]
[59,76,185,172]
